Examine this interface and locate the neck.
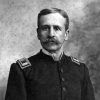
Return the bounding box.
[42,47,63,61]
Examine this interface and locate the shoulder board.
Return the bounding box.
[71,57,80,65]
[16,57,31,69]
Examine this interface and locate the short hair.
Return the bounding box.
[37,8,69,30]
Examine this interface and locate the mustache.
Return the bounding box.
[43,38,59,44]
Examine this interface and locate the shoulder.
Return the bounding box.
[9,57,32,76]
[70,56,81,65]
[69,56,87,69]
[69,56,89,77]
[16,57,32,70]
[64,54,86,68]
[10,58,32,70]
[14,51,41,69]
[11,52,41,70]
[9,57,32,78]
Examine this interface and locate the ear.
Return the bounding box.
[37,28,40,40]
[65,29,69,40]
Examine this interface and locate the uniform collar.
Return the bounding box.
[42,48,64,61]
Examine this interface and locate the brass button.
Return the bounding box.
[61,68,63,73]
[62,77,65,81]
[62,87,66,91]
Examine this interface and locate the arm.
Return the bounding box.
[5,63,27,100]
[81,64,95,100]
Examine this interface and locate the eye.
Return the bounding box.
[40,25,49,31]
[54,26,61,31]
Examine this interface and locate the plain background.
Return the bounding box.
[0,0,100,100]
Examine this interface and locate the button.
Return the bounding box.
[60,68,63,73]
[62,87,66,91]
[61,77,65,81]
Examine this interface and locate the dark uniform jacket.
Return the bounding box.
[5,50,95,100]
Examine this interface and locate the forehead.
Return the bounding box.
[39,13,66,26]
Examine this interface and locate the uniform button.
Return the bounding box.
[61,77,65,81]
[62,87,66,91]
[61,68,63,73]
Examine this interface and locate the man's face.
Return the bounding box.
[37,13,68,53]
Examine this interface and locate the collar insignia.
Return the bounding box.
[17,58,31,69]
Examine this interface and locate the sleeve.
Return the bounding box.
[5,63,27,100]
[81,64,95,100]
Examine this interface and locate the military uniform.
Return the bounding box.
[5,50,95,100]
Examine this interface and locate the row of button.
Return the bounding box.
[59,68,66,92]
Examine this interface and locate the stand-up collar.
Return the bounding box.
[42,48,64,61]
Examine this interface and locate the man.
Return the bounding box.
[5,8,95,100]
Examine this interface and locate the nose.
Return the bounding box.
[49,27,54,37]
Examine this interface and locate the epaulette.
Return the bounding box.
[71,57,80,65]
[16,57,31,69]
